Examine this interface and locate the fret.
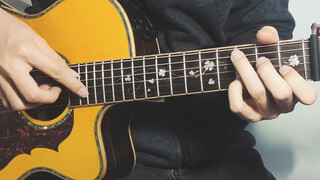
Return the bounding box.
[302,39,308,79]
[255,44,258,61]
[184,52,201,93]
[213,48,232,90]
[145,55,158,97]
[198,50,204,92]
[157,54,171,96]
[278,42,282,68]
[132,56,145,99]
[143,56,147,98]
[131,58,136,99]
[103,61,113,103]
[122,58,134,100]
[257,43,279,70]
[183,52,188,94]
[155,55,160,97]
[216,48,221,90]
[68,64,82,106]
[85,63,90,104]
[94,62,104,104]
[169,53,174,95]
[102,61,106,103]
[280,40,306,78]
[170,53,185,95]
[120,59,126,101]
[201,49,219,91]
[78,63,82,106]
[93,62,97,104]
[111,60,116,102]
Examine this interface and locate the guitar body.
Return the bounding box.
[0,0,158,179]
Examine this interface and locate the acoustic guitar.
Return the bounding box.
[0,0,319,179]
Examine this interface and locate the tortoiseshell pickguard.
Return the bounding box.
[0,109,73,171]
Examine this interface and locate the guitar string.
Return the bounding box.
[30,47,310,81]
[28,39,311,76]
[33,53,311,86]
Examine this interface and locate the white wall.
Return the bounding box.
[247,1,320,179]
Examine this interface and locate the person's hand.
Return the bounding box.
[228,26,317,122]
[0,8,88,110]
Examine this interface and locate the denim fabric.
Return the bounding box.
[119,148,276,180]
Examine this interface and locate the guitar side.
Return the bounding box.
[0,0,158,179]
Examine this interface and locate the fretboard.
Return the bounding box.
[29,38,317,108]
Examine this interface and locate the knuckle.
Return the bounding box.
[250,88,266,101]
[17,42,35,57]
[24,91,41,103]
[50,67,64,81]
[229,103,243,116]
[273,90,292,102]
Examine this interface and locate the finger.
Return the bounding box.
[25,45,88,98]
[10,67,62,105]
[280,65,317,105]
[228,77,262,122]
[257,26,279,44]
[256,57,294,112]
[231,48,268,110]
[0,74,33,110]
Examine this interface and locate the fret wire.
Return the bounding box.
[51,53,312,89]
[131,57,136,99]
[198,50,204,92]
[29,39,311,76]
[57,67,312,103]
[255,44,258,61]
[66,68,312,99]
[102,60,106,103]
[78,63,82,106]
[77,66,312,90]
[93,61,97,104]
[183,52,188,94]
[65,55,310,87]
[120,59,126,100]
[155,55,160,97]
[302,39,308,80]
[85,63,89,104]
[35,46,310,81]
[277,42,282,68]
[169,53,173,95]
[216,48,221,90]
[111,60,115,102]
[143,56,147,98]
[234,47,238,77]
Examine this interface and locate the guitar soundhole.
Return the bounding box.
[25,87,69,121]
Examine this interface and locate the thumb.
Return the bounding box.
[256,26,280,44]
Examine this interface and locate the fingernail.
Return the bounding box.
[77,87,89,98]
[256,57,268,67]
[69,68,80,77]
[280,65,291,76]
[231,48,244,61]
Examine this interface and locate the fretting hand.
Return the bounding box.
[228,26,317,122]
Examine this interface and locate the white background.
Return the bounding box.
[247,0,320,179]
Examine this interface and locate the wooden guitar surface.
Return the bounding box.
[0,0,145,179]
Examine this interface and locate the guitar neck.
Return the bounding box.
[0,38,314,111]
[46,38,313,107]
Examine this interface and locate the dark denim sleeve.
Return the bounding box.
[224,0,295,45]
